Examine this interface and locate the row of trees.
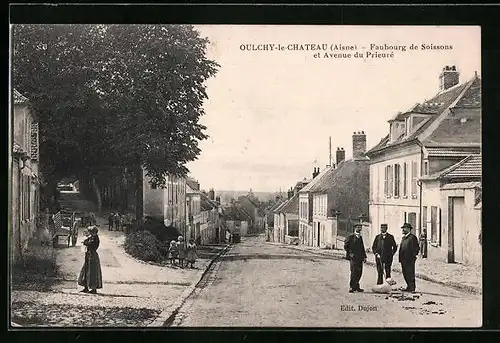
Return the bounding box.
[12,24,219,222]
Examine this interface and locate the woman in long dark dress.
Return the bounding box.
[78,226,103,294]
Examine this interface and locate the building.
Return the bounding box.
[365,66,481,256]
[237,195,265,233]
[265,197,285,242]
[280,193,300,244]
[199,192,220,245]
[298,167,331,246]
[11,89,40,262]
[143,172,186,232]
[186,183,202,241]
[309,140,370,249]
[419,154,481,265]
[221,205,250,237]
[273,200,289,243]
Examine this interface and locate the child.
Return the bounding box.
[177,236,186,268]
[168,240,179,266]
[186,238,198,269]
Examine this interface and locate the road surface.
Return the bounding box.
[172,235,481,328]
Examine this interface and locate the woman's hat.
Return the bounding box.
[178,236,184,241]
[89,226,99,234]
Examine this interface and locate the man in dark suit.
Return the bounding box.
[371,224,398,285]
[344,224,367,293]
[398,223,420,292]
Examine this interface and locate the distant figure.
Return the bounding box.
[371,224,398,285]
[108,213,114,231]
[344,224,367,293]
[399,223,420,292]
[177,236,186,268]
[168,240,179,266]
[419,228,428,258]
[114,213,121,231]
[186,238,198,269]
[78,226,103,294]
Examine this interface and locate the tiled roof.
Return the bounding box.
[279,193,299,214]
[200,193,216,211]
[427,147,480,157]
[299,166,334,193]
[441,181,481,190]
[366,75,480,156]
[309,159,369,194]
[267,199,284,213]
[424,106,481,145]
[273,199,290,213]
[13,89,29,104]
[441,155,481,179]
[422,154,481,181]
[309,159,370,218]
[186,184,201,195]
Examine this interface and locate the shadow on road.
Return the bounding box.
[219,253,333,262]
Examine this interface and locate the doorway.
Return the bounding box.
[448,197,465,263]
[317,222,321,247]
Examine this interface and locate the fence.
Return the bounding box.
[337,218,355,238]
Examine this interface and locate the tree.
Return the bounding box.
[12,24,219,220]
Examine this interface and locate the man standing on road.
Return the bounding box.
[344,224,367,293]
[371,224,398,285]
[399,223,420,292]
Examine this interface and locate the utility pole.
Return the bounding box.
[329,136,332,168]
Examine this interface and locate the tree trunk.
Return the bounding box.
[135,163,144,229]
[92,177,102,214]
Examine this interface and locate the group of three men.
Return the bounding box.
[344,222,420,293]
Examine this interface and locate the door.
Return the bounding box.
[317,222,321,247]
[449,197,465,263]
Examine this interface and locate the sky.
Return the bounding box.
[186,25,481,193]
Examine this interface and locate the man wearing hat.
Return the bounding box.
[398,223,420,292]
[344,223,367,293]
[371,224,398,285]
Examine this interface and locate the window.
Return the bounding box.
[411,161,418,197]
[424,161,429,176]
[394,164,401,197]
[431,206,438,244]
[403,162,408,197]
[384,166,388,196]
[388,165,393,196]
[438,208,442,246]
[407,212,417,233]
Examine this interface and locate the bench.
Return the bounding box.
[52,211,78,247]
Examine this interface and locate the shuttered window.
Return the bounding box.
[394,164,401,197]
[403,162,408,197]
[411,161,418,197]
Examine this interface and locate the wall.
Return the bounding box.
[428,157,464,175]
[439,187,481,266]
[369,147,422,245]
[12,102,39,262]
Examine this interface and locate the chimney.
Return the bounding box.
[336,147,345,166]
[352,131,367,159]
[312,167,319,179]
[208,188,215,201]
[439,65,459,91]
